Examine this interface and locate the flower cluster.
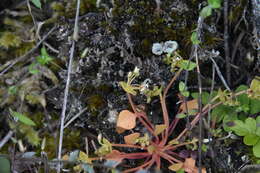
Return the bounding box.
[152,40,178,55]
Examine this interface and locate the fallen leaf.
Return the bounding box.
[124,133,140,144]
[179,99,198,113]
[117,110,137,130]
[183,157,196,173]
[154,124,167,135]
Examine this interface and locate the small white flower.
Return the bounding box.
[163,40,178,54]
[152,43,163,55]
[133,66,140,75]
[211,49,220,57]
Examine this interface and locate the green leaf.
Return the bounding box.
[231,120,249,136]
[179,82,186,91]
[235,85,250,112]
[176,169,185,173]
[190,32,201,45]
[176,113,187,119]
[253,139,260,158]
[10,109,36,126]
[8,86,17,95]
[245,117,257,134]
[243,134,259,146]
[36,47,53,65]
[0,157,11,173]
[249,77,260,99]
[211,105,235,123]
[249,98,260,114]
[223,113,237,132]
[18,123,40,146]
[256,116,260,136]
[31,0,42,9]
[191,92,210,105]
[29,63,39,75]
[208,0,221,9]
[179,60,197,71]
[119,82,137,95]
[200,6,212,18]
[182,91,190,97]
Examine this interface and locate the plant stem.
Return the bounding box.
[175,89,249,140]
[159,152,181,163]
[112,143,146,150]
[124,158,154,173]
[160,68,183,145]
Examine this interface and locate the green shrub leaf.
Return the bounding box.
[179,60,196,71]
[231,120,249,136]
[31,0,42,9]
[243,134,259,146]
[208,0,221,9]
[176,113,187,119]
[191,32,201,45]
[245,117,256,133]
[0,157,11,173]
[250,98,260,114]
[10,109,36,126]
[200,6,212,18]
[256,116,260,136]
[253,140,260,158]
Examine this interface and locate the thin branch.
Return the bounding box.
[224,0,231,86]
[194,43,203,173]
[64,107,88,128]
[0,131,14,149]
[57,0,80,172]
[209,57,231,91]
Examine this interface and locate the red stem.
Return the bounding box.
[123,158,155,173]
[112,143,146,150]
[159,151,181,163]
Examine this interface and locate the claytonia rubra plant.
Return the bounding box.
[86,42,255,173]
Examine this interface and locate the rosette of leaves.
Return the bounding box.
[230,117,260,158]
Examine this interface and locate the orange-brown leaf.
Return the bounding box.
[183,157,196,173]
[124,133,140,144]
[179,99,198,113]
[117,110,136,130]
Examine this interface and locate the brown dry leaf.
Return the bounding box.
[179,99,198,113]
[183,157,196,173]
[168,162,183,171]
[154,124,167,135]
[124,133,140,144]
[117,110,137,130]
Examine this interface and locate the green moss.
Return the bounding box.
[0,32,21,49]
[87,94,105,111]
[63,129,81,150]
